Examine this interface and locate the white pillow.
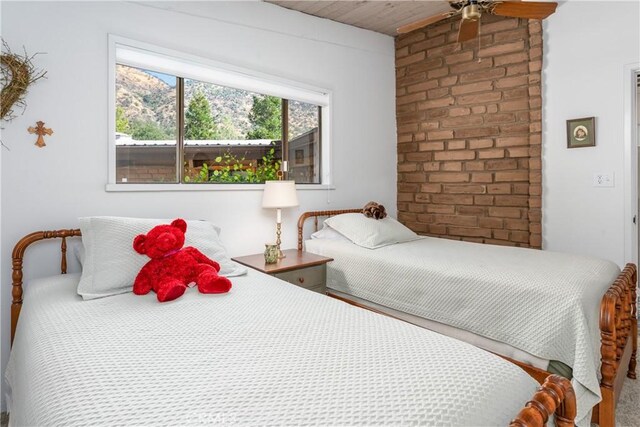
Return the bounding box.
[77,216,246,300]
[323,213,419,249]
[310,225,351,242]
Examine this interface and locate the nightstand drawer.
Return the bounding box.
[275,265,325,290]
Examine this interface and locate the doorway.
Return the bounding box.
[624,64,640,269]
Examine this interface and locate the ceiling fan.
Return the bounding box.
[397,0,557,43]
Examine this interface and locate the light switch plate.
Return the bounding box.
[593,173,614,187]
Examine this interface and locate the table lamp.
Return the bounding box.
[262,180,299,259]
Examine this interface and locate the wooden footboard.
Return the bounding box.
[298,209,638,427]
[511,375,576,427]
[10,229,81,345]
[595,263,637,426]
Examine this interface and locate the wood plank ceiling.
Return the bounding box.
[264,1,453,36]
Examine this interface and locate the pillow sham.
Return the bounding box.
[310,225,351,242]
[323,213,419,249]
[77,216,246,300]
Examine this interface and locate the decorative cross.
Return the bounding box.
[27,121,53,148]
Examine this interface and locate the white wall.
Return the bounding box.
[0,0,397,410]
[542,0,640,266]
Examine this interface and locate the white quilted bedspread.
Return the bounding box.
[305,237,622,426]
[6,270,540,426]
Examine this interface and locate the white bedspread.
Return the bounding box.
[6,270,540,426]
[305,237,622,426]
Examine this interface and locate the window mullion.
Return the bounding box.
[282,98,289,180]
[177,77,185,183]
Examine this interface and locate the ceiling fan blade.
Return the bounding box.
[397,12,452,34]
[457,18,479,43]
[491,1,558,19]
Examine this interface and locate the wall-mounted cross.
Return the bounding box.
[27,121,53,148]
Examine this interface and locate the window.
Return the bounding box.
[111,38,330,188]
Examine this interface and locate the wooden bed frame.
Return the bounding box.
[10,228,577,427]
[298,209,638,427]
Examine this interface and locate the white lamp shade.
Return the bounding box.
[262,180,299,208]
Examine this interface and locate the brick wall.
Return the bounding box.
[396,14,542,248]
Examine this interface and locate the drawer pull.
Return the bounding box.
[297,277,305,284]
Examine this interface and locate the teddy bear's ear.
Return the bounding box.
[171,218,187,233]
[133,234,147,254]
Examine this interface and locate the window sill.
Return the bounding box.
[105,183,335,192]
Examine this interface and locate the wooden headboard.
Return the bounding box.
[11,229,81,345]
[297,209,361,250]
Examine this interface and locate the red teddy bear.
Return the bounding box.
[132,219,232,302]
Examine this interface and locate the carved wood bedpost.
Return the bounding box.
[628,264,637,379]
[10,229,81,345]
[510,374,576,427]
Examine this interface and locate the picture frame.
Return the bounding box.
[566,117,595,149]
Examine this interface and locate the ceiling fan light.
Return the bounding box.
[462,4,481,21]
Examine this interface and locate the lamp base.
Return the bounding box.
[276,221,285,259]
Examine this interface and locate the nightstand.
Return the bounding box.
[232,249,333,294]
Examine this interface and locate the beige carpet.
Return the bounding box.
[615,343,640,427]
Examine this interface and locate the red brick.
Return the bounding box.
[397,92,426,105]
[449,107,471,117]
[471,173,493,183]
[459,67,506,83]
[454,127,500,138]
[451,81,494,96]
[427,87,450,99]
[428,173,471,183]
[495,75,529,89]
[419,142,445,151]
[434,151,476,161]
[447,140,466,150]
[418,97,456,110]
[495,171,529,182]
[494,52,529,67]
[487,183,512,194]
[478,149,505,159]
[396,51,425,68]
[469,139,494,149]
[427,205,456,214]
[434,215,478,226]
[479,41,525,57]
[494,195,529,206]
[488,207,522,218]
[496,136,528,147]
[457,91,502,105]
[481,18,519,34]
[445,51,474,65]
[479,217,504,228]
[423,162,440,171]
[443,184,487,194]
[431,194,474,205]
[448,227,492,238]
[427,130,454,141]
[485,159,518,170]
[406,152,432,162]
[421,183,442,193]
[457,206,486,215]
[442,115,484,128]
[407,80,439,93]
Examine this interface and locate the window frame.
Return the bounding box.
[107,35,333,192]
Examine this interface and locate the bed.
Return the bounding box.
[6,226,575,426]
[298,209,637,427]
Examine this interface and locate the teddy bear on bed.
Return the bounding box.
[132,219,232,302]
[362,201,387,220]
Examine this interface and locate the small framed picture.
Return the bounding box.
[566,117,595,148]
